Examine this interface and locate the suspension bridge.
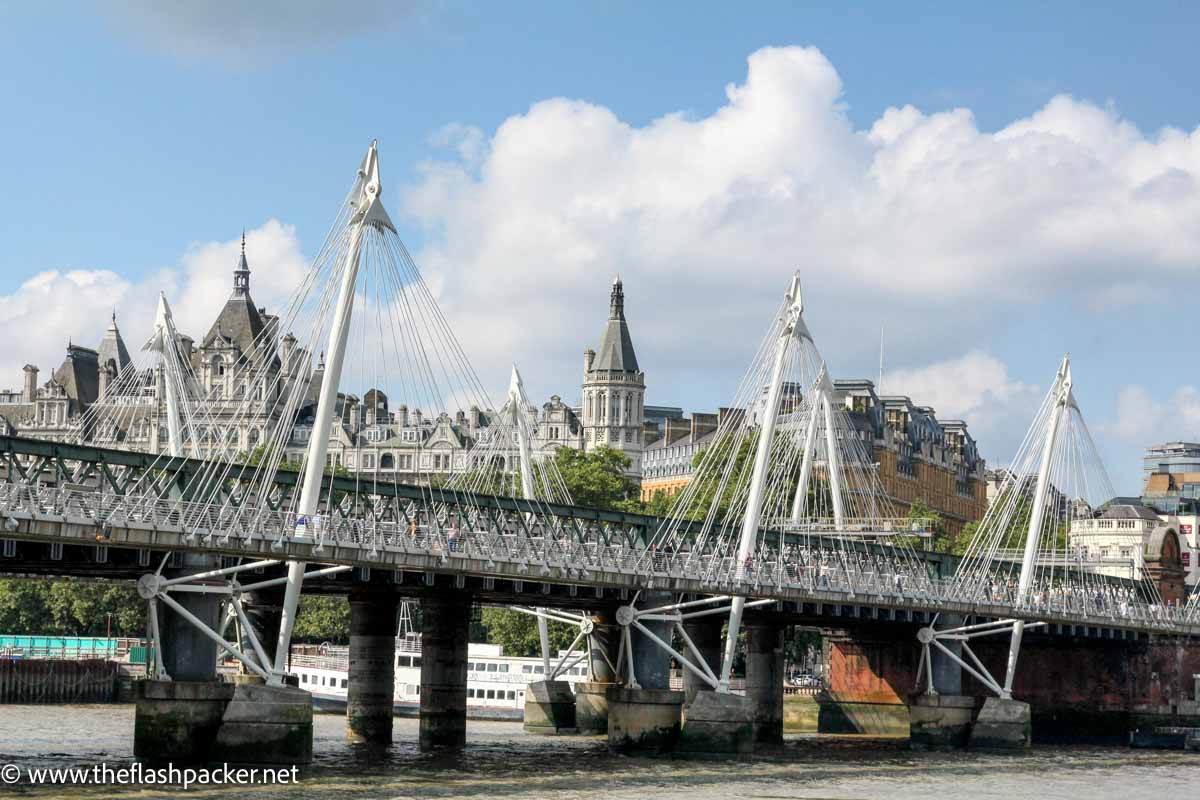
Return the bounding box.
[1,141,1197,761]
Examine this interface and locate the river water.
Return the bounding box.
[0,705,1196,799]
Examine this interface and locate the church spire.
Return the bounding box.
[234,229,250,293]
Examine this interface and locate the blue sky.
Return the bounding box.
[1,1,1198,494]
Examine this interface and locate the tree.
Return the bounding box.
[479,607,577,658]
[905,498,945,551]
[291,595,351,643]
[554,447,641,512]
[0,579,144,637]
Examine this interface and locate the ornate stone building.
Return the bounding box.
[580,277,645,475]
[0,247,643,482]
[641,379,988,534]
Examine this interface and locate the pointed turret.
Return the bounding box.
[234,230,250,293]
[592,275,639,372]
[96,309,132,374]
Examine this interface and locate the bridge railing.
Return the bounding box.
[1,480,1196,634]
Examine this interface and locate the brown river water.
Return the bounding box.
[0,705,1196,799]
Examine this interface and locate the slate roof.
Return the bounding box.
[202,290,268,354]
[53,345,100,408]
[96,314,132,373]
[1099,503,1162,521]
[591,277,639,373]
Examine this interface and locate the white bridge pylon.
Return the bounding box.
[622,271,933,693]
[919,355,1165,699]
[129,140,556,686]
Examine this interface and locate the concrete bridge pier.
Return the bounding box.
[236,588,282,672]
[134,559,313,765]
[681,616,722,703]
[419,593,472,750]
[161,553,222,681]
[744,619,785,745]
[573,611,621,735]
[910,614,976,750]
[347,586,399,745]
[678,614,757,758]
[607,593,685,753]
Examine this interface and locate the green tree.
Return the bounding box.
[554,447,641,512]
[291,595,351,643]
[0,579,144,637]
[479,607,578,658]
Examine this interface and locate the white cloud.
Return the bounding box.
[880,351,1041,451]
[883,351,1037,420]
[397,45,1200,425]
[1109,385,1200,444]
[109,0,435,65]
[0,221,308,390]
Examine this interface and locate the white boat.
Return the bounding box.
[289,633,590,721]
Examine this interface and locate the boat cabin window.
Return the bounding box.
[341,679,347,688]
[522,664,532,673]
[486,663,498,672]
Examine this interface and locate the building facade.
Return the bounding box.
[1138,442,1200,586]
[0,250,646,486]
[639,379,988,533]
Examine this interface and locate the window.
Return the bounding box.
[341,679,347,688]
[486,690,495,700]
[468,689,475,698]
[466,662,475,672]
[301,674,307,684]
[522,664,532,673]
[499,664,509,673]
[412,657,421,668]
[506,691,515,700]
[486,663,497,672]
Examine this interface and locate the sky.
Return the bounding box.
[1,1,1198,494]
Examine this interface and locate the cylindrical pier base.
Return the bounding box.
[745,621,785,745]
[419,594,471,750]
[347,587,398,745]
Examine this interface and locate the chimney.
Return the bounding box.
[468,405,480,431]
[281,333,296,374]
[455,409,466,427]
[348,397,361,430]
[98,363,114,399]
[22,364,38,402]
[398,404,409,427]
[583,348,595,376]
